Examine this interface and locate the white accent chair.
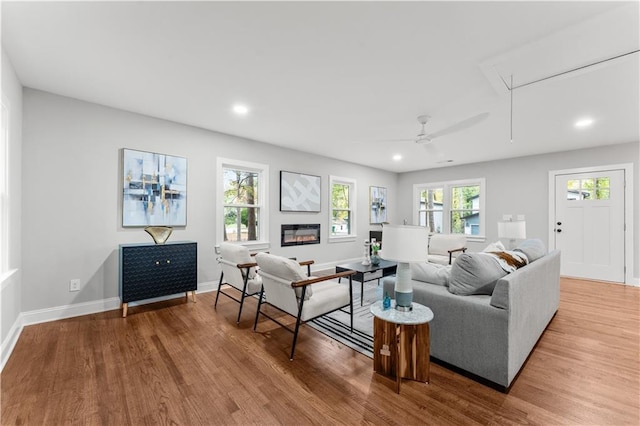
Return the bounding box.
[215,243,263,323]
[254,252,355,360]
[428,234,467,265]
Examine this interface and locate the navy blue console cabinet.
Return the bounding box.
[119,241,197,317]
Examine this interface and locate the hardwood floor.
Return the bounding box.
[2,277,638,425]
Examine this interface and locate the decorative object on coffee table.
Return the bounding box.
[362,239,371,266]
[379,224,429,311]
[144,226,173,244]
[371,239,381,265]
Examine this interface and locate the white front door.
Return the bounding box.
[554,169,625,282]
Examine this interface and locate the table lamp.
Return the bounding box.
[498,220,526,249]
[379,224,429,311]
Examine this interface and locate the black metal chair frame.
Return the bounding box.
[447,247,468,264]
[215,257,261,324]
[253,269,355,360]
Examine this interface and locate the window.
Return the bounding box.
[217,158,269,249]
[329,175,356,241]
[567,177,610,200]
[414,178,485,240]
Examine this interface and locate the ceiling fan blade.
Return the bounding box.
[424,112,490,140]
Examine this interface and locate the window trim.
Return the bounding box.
[413,177,486,242]
[0,99,9,273]
[328,175,357,243]
[216,157,270,250]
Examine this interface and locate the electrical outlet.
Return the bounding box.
[69,279,81,292]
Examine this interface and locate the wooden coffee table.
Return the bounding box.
[335,260,397,305]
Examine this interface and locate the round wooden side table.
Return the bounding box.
[370,301,434,393]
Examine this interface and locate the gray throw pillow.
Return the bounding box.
[515,238,547,262]
[411,262,451,286]
[449,253,508,295]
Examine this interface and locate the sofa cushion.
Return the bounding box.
[449,253,508,295]
[411,262,451,286]
[515,238,547,262]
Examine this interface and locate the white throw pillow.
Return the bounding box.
[482,241,506,253]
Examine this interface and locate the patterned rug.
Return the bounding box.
[308,281,379,358]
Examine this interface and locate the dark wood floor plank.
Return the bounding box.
[2,277,638,425]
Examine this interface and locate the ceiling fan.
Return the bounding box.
[412,112,490,144]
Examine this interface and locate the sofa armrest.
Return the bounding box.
[490,250,561,387]
[490,250,560,310]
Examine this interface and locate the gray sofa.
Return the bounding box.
[383,248,561,390]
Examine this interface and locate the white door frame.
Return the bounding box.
[548,163,635,286]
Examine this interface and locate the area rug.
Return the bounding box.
[308,281,380,358]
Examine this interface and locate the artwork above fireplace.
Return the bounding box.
[281,224,321,247]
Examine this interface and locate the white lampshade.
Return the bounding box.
[379,224,429,262]
[498,221,526,240]
[379,224,429,311]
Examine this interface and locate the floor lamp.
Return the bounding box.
[379,224,429,311]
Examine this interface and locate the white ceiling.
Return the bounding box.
[3,1,639,173]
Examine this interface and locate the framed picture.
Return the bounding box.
[370,186,387,224]
[122,148,187,227]
[280,171,321,212]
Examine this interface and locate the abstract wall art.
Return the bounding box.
[122,148,187,227]
[280,171,321,212]
[370,186,387,224]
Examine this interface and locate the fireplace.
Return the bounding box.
[281,224,321,247]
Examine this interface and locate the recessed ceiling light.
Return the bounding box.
[392,154,402,161]
[233,104,249,115]
[575,118,593,128]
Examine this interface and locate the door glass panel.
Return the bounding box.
[596,177,610,188]
[597,189,610,200]
[567,180,580,190]
[596,177,610,199]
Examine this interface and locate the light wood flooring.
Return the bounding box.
[1,277,638,425]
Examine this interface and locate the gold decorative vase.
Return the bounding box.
[144,226,173,244]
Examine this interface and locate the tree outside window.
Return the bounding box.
[450,185,480,235]
[329,176,356,240]
[418,188,443,233]
[331,183,350,236]
[223,168,259,242]
[414,178,485,238]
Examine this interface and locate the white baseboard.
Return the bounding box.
[1,314,23,372]
[21,297,122,326]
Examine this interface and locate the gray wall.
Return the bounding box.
[397,142,639,278]
[1,50,23,348]
[15,87,640,316]
[21,89,397,312]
